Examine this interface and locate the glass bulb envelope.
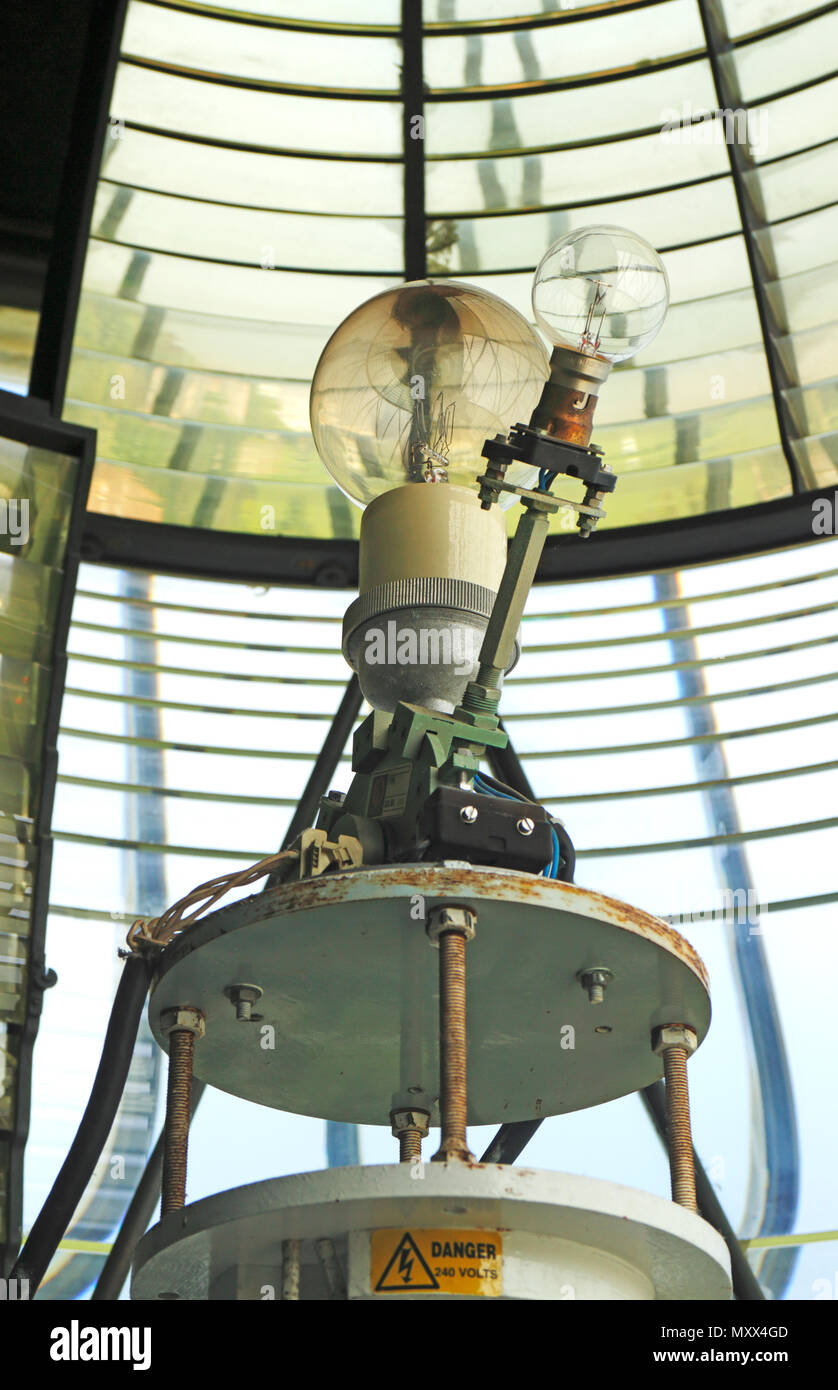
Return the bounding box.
[310,278,550,508]
[532,225,670,363]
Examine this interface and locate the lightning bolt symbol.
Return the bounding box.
[398,1247,414,1284]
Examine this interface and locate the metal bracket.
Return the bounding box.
[479,423,615,538]
[296,829,364,879]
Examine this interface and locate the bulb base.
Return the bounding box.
[529,346,611,447]
[346,484,516,713]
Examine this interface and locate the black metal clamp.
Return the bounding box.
[479,423,617,537]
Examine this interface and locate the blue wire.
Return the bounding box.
[474,772,514,800]
[549,823,560,877]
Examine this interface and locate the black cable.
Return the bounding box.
[552,819,575,883]
[282,675,362,851]
[12,951,154,1293]
[641,1082,766,1302]
[262,675,363,893]
[486,722,538,801]
[92,1078,206,1301]
[480,1119,543,1165]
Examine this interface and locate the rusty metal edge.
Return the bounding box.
[150,864,710,997]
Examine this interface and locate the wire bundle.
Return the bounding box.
[126,848,300,953]
[472,770,568,879]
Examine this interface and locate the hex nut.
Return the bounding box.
[426,904,477,946]
[390,1108,431,1138]
[160,1007,205,1039]
[652,1023,697,1056]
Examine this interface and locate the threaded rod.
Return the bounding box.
[399,1128,422,1163]
[161,1029,195,1215]
[662,1044,698,1211]
[433,930,473,1162]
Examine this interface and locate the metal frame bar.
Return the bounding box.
[119,53,403,102]
[112,117,402,161]
[401,0,426,282]
[28,0,129,413]
[0,391,96,1275]
[80,485,837,587]
[695,0,802,494]
[142,0,664,37]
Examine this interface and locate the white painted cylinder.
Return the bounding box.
[132,1165,732,1302]
[358,483,506,594]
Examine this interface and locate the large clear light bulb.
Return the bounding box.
[532,225,669,363]
[310,279,549,508]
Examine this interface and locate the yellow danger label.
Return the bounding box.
[370,1229,503,1296]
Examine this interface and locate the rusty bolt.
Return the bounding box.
[160,1007,205,1039]
[426,903,477,947]
[391,1108,430,1136]
[160,1007,204,1216]
[652,1023,697,1057]
[427,904,476,1164]
[577,967,614,1005]
[223,982,263,1023]
[652,1024,698,1212]
[391,1107,430,1164]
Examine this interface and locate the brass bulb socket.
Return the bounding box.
[529,346,612,447]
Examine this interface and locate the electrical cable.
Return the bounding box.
[126,847,300,954]
[91,1078,206,1301]
[11,951,155,1293]
[481,1120,543,1165]
[475,770,530,802]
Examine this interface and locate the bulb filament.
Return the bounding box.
[580,277,608,356]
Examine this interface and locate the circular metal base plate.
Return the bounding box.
[148,864,709,1125]
[131,1165,731,1301]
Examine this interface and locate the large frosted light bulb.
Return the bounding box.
[310,279,549,508]
[532,226,669,363]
